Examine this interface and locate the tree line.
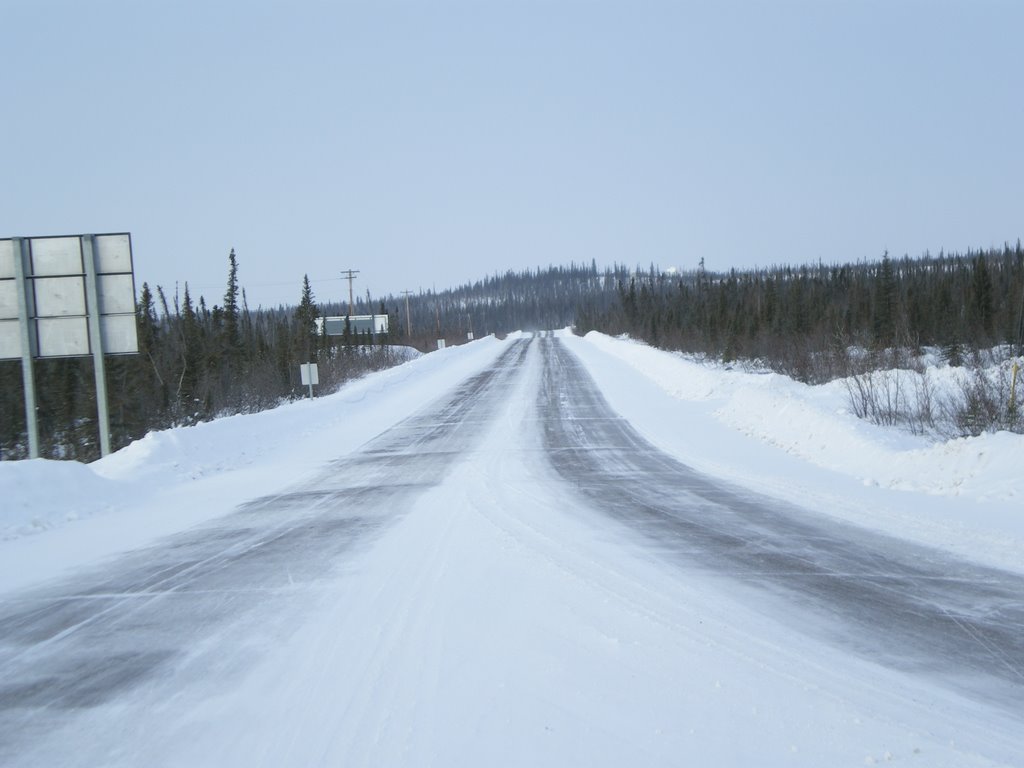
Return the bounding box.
[578,243,1024,383]
[4,244,1021,460]
[0,251,401,461]
[345,261,629,348]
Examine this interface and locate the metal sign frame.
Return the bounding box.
[0,233,139,459]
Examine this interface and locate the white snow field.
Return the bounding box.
[1,331,1022,767]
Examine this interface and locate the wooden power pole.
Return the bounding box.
[341,269,360,315]
[401,290,413,336]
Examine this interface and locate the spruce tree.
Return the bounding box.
[872,252,897,347]
[179,284,202,418]
[294,274,319,363]
[136,283,159,357]
[222,248,242,363]
[968,254,994,341]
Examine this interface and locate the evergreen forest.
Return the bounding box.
[2,243,1022,461]
[579,244,1024,383]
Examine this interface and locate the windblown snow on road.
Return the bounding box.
[1,332,1022,767]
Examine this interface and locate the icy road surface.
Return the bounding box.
[2,335,1023,766]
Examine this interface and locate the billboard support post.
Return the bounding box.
[13,238,40,459]
[81,235,112,457]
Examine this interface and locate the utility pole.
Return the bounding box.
[367,288,375,345]
[341,269,360,315]
[401,290,413,337]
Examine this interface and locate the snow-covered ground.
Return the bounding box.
[1,331,1022,766]
[3,330,1019,576]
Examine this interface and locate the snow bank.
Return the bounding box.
[565,331,1024,573]
[0,459,128,539]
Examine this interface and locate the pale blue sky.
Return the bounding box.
[3,0,1021,310]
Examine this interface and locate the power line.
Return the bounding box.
[188,276,344,292]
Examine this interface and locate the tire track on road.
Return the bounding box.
[538,335,1024,720]
[0,339,530,766]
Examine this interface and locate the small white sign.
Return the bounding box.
[437,339,446,350]
[300,362,319,385]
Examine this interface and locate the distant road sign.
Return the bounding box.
[299,362,319,386]
[299,362,319,400]
[320,314,389,337]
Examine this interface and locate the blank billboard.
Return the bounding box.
[0,233,138,360]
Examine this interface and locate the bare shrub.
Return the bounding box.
[845,370,906,427]
[844,344,1024,438]
[939,361,1022,438]
[844,366,940,436]
[909,370,937,435]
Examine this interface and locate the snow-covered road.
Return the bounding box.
[543,337,1024,711]
[1,334,1022,766]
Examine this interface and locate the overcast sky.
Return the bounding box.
[3,0,1021,310]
